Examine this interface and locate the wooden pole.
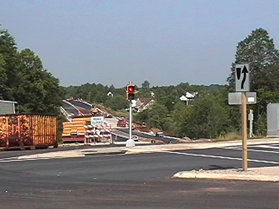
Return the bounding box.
[242,92,248,171]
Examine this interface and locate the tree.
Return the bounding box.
[104,95,128,110]
[171,94,233,139]
[171,103,193,137]
[146,103,169,129]
[135,103,169,130]
[15,49,61,114]
[228,28,279,89]
[0,29,18,99]
[0,54,8,99]
[0,28,62,114]
[142,80,150,89]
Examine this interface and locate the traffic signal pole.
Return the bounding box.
[126,82,136,148]
[129,101,132,140]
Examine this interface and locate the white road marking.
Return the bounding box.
[161,150,279,165]
[225,147,279,154]
[0,157,50,163]
[250,145,279,150]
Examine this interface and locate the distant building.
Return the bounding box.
[134,98,155,112]
[180,92,198,105]
[0,100,17,114]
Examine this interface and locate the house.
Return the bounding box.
[134,98,155,112]
[180,92,198,105]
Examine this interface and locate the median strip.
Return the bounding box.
[173,166,279,182]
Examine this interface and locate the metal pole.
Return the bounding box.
[129,102,132,140]
[242,92,248,171]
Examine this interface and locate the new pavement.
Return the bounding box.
[0,143,279,208]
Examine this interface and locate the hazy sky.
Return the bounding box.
[1,0,279,87]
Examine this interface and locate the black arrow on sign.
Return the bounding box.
[241,65,248,89]
[236,67,241,80]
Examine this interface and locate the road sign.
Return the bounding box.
[228,92,257,105]
[235,64,250,92]
[91,116,104,125]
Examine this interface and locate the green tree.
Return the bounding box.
[146,103,169,129]
[171,103,193,137]
[104,95,128,110]
[0,28,62,114]
[142,80,150,89]
[0,29,18,99]
[172,95,232,139]
[228,28,279,89]
[0,54,8,99]
[15,49,61,114]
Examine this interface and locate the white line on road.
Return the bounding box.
[249,145,279,150]
[0,158,50,163]
[225,147,279,154]
[161,150,279,165]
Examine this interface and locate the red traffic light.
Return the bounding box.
[127,86,135,93]
[127,84,136,101]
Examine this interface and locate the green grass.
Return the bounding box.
[216,131,242,142]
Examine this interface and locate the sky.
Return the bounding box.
[1,0,279,88]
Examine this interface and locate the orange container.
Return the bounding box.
[0,114,58,149]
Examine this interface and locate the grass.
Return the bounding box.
[216,132,242,142]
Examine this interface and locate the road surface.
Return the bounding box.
[0,143,279,208]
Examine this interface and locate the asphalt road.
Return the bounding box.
[0,144,279,208]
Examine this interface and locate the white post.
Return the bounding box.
[126,102,135,148]
[249,109,254,138]
[129,102,132,140]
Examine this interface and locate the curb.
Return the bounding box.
[172,169,279,182]
[82,150,127,156]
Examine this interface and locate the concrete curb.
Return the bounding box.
[16,147,128,160]
[17,151,85,160]
[173,168,279,182]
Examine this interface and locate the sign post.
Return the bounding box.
[235,64,250,171]
[248,109,254,138]
[241,93,248,171]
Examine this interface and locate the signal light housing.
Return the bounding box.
[127,84,136,101]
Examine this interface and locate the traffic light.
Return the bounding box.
[127,84,136,101]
